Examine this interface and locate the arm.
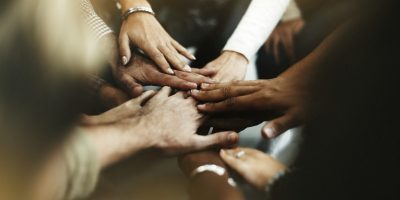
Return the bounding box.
[203,0,290,82]
[179,151,245,200]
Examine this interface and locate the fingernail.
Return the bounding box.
[197,104,206,110]
[220,149,226,155]
[188,82,197,89]
[228,133,238,143]
[121,56,128,65]
[206,78,216,84]
[183,65,192,72]
[190,55,197,60]
[191,89,199,95]
[201,83,210,89]
[263,127,276,138]
[167,68,174,75]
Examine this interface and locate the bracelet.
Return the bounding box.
[190,164,226,178]
[122,6,155,20]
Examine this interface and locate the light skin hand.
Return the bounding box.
[203,51,248,83]
[118,0,195,73]
[102,33,215,97]
[265,18,305,64]
[220,147,287,190]
[138,87,239,155]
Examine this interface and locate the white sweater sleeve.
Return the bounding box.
[80,0,113,40]
[222,0,290,60]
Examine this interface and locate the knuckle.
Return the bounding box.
[222,87,231,98]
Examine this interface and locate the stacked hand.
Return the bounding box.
[119,1,195,73]
[265,18,305,64]
[220,148,286,190]
[101,34,215,97]
[83,87,239,167]
[189,77,309,138]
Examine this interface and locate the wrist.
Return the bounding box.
[221,51,249,64]
[81,118,151,168]
[119,0,151,13]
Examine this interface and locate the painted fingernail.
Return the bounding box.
[121,56,128,65]
[201,83,210,89]
[184,65,192,72]
[263,127,276,138]
[167,68,175,75]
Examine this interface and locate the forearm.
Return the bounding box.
[81,120,150,168]
[223,0,290,60]
[179,151,245,200]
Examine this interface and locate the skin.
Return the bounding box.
[203,51,249,83]
[220,147,287,190]
[189,76,310,138]
[264,18,305,64]
[118,0,195,73]
[178,151,245,200]
[83,86,240,167]
[33,87,240,200]
[101,34,215,97]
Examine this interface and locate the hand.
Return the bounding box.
[113,53,216,97]
[265,18,305,64]
[119,7,195,73]
[138,87,239,155]
[220,148,286,190]
[203,51,248,83]
[101,33,215,97]
[189,77,309,138]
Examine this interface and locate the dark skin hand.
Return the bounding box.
[100,34,216,97]
[265,18,305,64]
[189,77,309,139]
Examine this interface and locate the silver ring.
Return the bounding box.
[235,151,246,159]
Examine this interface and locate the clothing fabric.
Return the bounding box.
[60,129,100,200]
[80,0,113,40]
[222,0,290,60]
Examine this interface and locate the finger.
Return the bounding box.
[219,149,248,173]
[190,132,239,151]
[282,33,296,63]
[197,95,256,113]
[262,114,298,139]
[272,37,281,65]
[200,80,261,91]
[174,70,215,85]
[154,86,172,99]
[143,45,174,74]
[119,75,144,97]
[153,73,198,90]
[171,40,196,60]
[134,90,156,105]
[191,68,217,77]
[190,86,258,102]
[119,34,131,65]
[159,45,191,72]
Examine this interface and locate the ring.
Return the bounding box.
[235,151,246,159]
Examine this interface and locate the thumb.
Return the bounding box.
[262,114,297,139]
[134,90,156,105]
[190,132,239,151]
[119,34,131,65]
[120,75,144,98]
